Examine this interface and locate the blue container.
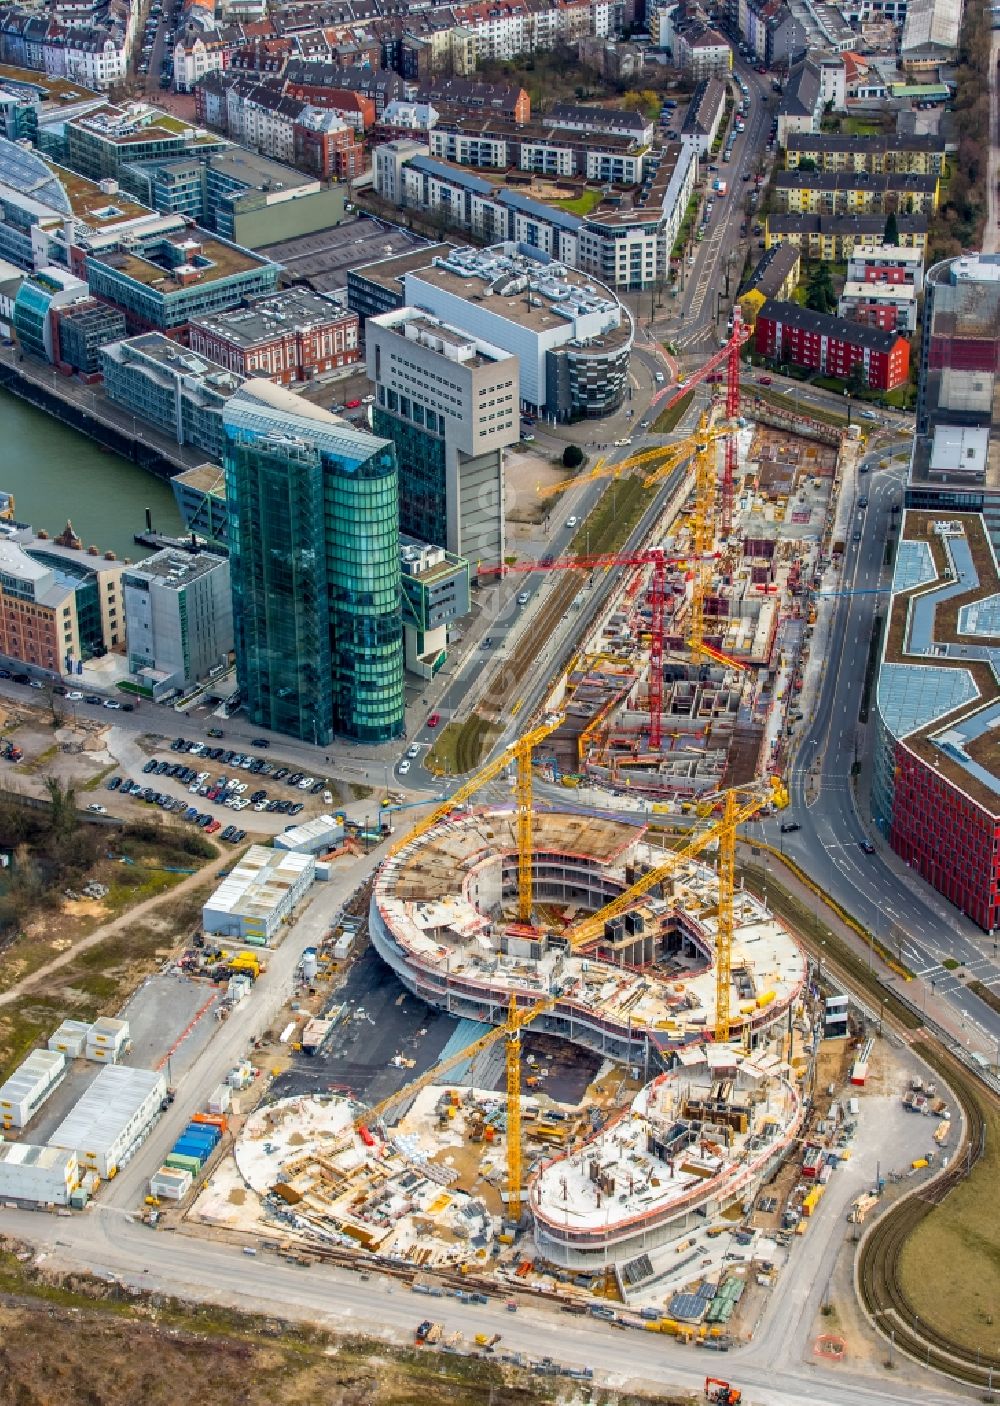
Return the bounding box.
[181,1129,218,1149]
[184,1122,220,1145]
[172,1140,208,1163]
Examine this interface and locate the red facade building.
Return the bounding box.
[188,289,359,384]
[755,299,910,390]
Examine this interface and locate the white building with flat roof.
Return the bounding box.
[367,305,518,564]
[47,1064,165,1179]
[202,844,316,943]
[403,244,632,422]
[122,548,233,698]
[0,1048,66,1130]
[0,1143,79,1205]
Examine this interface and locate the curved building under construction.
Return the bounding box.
[370,808,806,1069]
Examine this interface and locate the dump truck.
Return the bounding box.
[414,1321,443,1346]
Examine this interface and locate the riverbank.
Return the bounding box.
[0,385,182,559]
[0,349,202,481]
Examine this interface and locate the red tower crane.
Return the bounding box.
[658,307,749,539]
[481,550,690,749]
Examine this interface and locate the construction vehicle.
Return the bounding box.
[475,1332,502,1349]
[705,1377,742,1405]
[414,1320,443,1346]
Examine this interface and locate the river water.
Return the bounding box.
[1,387,184,560]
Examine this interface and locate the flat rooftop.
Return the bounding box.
[71,102,219,146]
[351,241,454,295]
[174,462,227,498]
[125,548,225,589]
[93,232,267,290]
[190,287,348,348]
[879,510,1000,811]
[202,145,315,192]
[43,159,153,229]
[0,63,96,103]
[407,245,628,345]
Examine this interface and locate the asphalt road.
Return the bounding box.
[0,1178,970,1406]
[764,447,1000,1052]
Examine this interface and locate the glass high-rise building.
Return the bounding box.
[222,381,404,744]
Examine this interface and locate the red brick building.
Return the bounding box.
[188,289,359,384]
[754,298,910,390]
[293,111,366,180]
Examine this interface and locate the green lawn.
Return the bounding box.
[651,388,695,435]
[550,188,603,216]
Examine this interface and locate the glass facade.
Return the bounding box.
[373,403,447,549]
[224,394,404,744]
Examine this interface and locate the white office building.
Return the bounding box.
[367,306,519,565]
[122,548,233,698]
[403,244,633,422]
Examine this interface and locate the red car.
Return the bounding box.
[757,375,773,386]
[206,819,221,834]
[345,398,362,409]
[757,64,767,73]
[427,713,441,728]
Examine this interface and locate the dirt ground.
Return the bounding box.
[0,1242,693,1406]
[505,445,576,529]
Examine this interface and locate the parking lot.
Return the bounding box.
[102,733,346,840]
[258,216,430,294]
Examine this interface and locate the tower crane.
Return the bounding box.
[562,777,782,1041]
[353,990,558,1220]
[535,411,731,501]
[390,711,564,925]
[481,549,700,750]
[658,306,750,537]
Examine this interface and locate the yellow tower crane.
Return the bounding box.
[562,779,781,1040]
[389,711,564,923]
[354,990,558,1220]
[535,411,734,502]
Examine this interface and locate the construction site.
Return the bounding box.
[180,311,873,1327]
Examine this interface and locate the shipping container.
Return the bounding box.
[150,1166,193,1200]
[165,1152,203,1175]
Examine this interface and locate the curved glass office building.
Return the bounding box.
[223,380,404,744]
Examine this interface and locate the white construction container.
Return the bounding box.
[273,813,343,855]
[0,1143,78,1205]
[48,1019,92,1059]
[85,1016,130,1063]
[0,1049,66,1130]
[202,845,316,944]
[150,1165,192,1200]
[333,932,354,961]
[207,1082,231,1115]
[47,1064,165,1179]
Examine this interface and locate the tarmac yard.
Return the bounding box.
[272,945,461,1111]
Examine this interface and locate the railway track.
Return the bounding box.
[477,573,581,721]
[857,1040,998,1387]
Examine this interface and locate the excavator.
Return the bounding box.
[705,1378,742,1406]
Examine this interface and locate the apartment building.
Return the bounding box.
[773,169,940,216]
[755,298,910,389]
[784,131,947,176]
[764,212,929,261]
